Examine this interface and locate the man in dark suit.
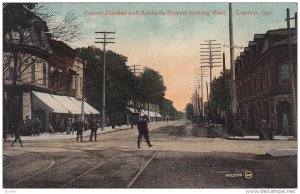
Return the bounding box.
[72,117,84,142]
[89,115,98,142]
[137,115,153,149]
[11,120,24,147]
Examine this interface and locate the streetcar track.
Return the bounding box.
[127,126,179,188]
[10,149,56,187]
[6,146,106,187]
[36,146,108,174]
[3,155,13,170]
[5,122,182,188]
[62,152,122,187]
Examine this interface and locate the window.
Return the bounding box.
[5,59,14,80]
[71,75,76,90]
[80,77,83,93]
[279,64,289,84]
[59,73,64,88]
[42,63,47,85]
[75,75,78,91]
[31,63,35,82]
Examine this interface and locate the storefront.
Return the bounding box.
[32,91,99,132]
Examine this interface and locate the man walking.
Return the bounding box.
[282,115,289,135]
[269,114,277,140]
[89,115,98,142]
[137,115,153,149]
[259,117,268,140]
[32,115,41,136]
[11,120,24,147]
[72,117,84,142]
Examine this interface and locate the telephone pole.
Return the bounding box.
[128,64,141,112]
[200,40,221,123]
[285,9,297,139]
[195,66,209,119]
[95,31,115,130]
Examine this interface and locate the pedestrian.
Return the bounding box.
[137,115,153,149]
[282,115,289,135]
[59,119,65,133]
[259,117,268,140]
[11,120,24,147]
[72,117,84,142]
[89,115,98,141]
[66,118,73,134]
[32,115,41,136]
[24,115,32,136]
[221,116,225,131]
[48,122,55,134]
[269,114,277,140]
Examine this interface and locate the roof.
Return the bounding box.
[272,35,297,46]
[248,41,256,46]
[49,40,76,56]
[254,34,265,39]
[266,28,296,36]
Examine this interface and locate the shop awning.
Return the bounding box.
[68,97,100,114]
[51,94,82,114]
[32,91,69,113]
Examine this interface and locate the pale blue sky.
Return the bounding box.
[41,2,297,111]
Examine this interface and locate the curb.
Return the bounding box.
[266,149,297,158]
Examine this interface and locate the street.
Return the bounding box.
[3,121,297,188]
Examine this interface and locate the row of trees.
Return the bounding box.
[77,46,182,124]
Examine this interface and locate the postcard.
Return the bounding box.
[2,2,298,193]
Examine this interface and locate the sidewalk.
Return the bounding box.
[5,121,171,141]
[204,123,294,141]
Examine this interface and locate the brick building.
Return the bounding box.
[235,28,297,134]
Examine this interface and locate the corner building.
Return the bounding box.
[235,28,297,134]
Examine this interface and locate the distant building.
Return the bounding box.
[235,28,297,134]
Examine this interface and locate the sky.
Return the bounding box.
[40,2,297,111]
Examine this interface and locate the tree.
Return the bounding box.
[211,70,231,122]
[77,46,135,125]
[185,103,194,121]
[160,98,181,120]
[137,67,166,109]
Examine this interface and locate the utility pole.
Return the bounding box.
[229,3,237,121]
[95,31,115,130]
[195,66,208,119]
[285,9,297,139]
[200,40,221,123]
[222,53,229,131]
[128,64,141,112]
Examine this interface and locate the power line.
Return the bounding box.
[200,39,222,123]
[95,31,115,130]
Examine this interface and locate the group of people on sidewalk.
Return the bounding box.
[10,114,154,149]
[10,115,100,147]
[258,114,290,140]
[11,115,41,147]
